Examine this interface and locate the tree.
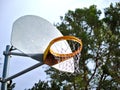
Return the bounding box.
[29,2,120,90]
[52,5,104,90]
[98,3,120,89]
[27,80,61,90]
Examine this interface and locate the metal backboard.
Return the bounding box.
[11,15,74,73]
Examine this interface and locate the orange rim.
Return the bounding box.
[44,36,83,61]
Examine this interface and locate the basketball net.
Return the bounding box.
[43,36,82,74]
[54,51,81,76]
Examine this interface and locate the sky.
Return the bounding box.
[0,0,119,90]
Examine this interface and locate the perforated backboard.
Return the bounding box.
[11,15,74,73]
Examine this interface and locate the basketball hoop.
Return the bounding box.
[11,15,82,73]
[43,36,83,73]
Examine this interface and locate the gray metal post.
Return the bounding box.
[1,45,10,90]
[4,62,43,82]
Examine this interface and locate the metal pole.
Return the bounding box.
[1,45,10,90]
[4,62,43,82]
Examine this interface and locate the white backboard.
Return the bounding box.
[11,15,74,73]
